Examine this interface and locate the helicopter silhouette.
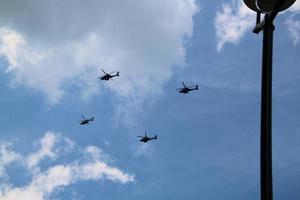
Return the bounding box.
[137,132,158,143]
[176,82,198,94]
[79,115,94,125]
[99,69,120,81]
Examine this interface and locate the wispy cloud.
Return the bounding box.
[214,0,255,51]
[0,132,134,200]
[133,143,155,158]
[0,143,21,178]
[285,1,300,45]
[26,132,74,169]
[286,13,300,45]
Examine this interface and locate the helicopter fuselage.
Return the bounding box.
[180,88,198,94]
[100,72,119,81]
[80,120,90,125]
[139,135,157,143]
[140,137,151,143]
[79,117,94,125]
[100,74,113,80]
[180,88,192,94]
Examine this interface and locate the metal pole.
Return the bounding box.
[260,14,274,200]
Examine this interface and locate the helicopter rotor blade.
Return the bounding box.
[137,136,144,138]
[101,69,108,75]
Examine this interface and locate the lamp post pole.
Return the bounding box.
[243,1,296,200]
[260,13,274,200]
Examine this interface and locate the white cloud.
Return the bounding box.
[0,28,28,67]
[26,132,74,169]
[0,186,44,200]
[0,143,21,178]
[214,0,255,51]
[286,1,300,45]
[0,0,198,106]
[31,165,73,194]
[286,13,300,45]
[84,145,103,161]
[0,132,134,200]
[76,161,134,184]
[26,132,60,168]
[0,143,20,166]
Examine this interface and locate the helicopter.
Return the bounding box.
[79,115,94,125]
[137,132,158,143]
[99,69,120,81]
[176,82,198,94]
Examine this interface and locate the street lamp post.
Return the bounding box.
[243,1,296,200]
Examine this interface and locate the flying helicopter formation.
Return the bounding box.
[79,68,199,143]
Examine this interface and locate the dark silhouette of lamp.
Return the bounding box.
[244,0,296,13]
[242,1,296,200]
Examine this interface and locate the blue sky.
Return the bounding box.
[0,0,300,200]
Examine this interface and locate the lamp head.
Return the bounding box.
[243,0,296,13]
